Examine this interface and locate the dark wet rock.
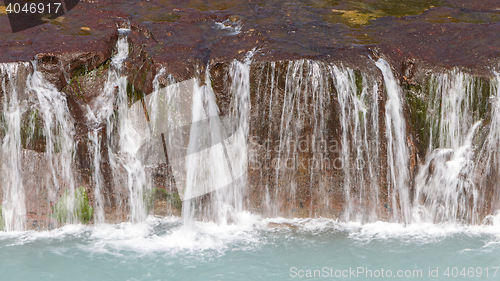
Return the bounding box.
[445,0,500,11]
[123,26,157,96]
[0,2,120,89]
[2,0,499,80]
[368,7,500,76]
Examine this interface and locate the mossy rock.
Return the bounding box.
[404,80,430,158]
[66,59,111,102]
[71,58,110,79]
[52,186,94,224]
[0,205,4,231]
[144,188,182,212]
[325,0,442,27]
[0,112,6,140]
[127,83,144,106]
[20,109,46,152]
[370,0,442,17]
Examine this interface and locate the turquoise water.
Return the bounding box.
[1,214,500,280]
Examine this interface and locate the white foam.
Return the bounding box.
[3,214,500,254]
[0,224,89,245]
[262,216,500,242]
[214,19,242,35]
[85,212,262,255]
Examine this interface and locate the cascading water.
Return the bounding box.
[29,60,78,225]
[478,73,500,221]
[2,48,500,230]
[0,63,27,231]
[182,62,251,226]
[3,53,500,280]
[144,56,251,227]
[331,65,381,223]
[86,28,134,224]
[250,60,383,221]
[258,60,335,218]
[87,130,105,223]
[209,56,251,224]
[105,28,150,223]
[413,71,490,224]
[182,71,234,226]
[376,59,411,224]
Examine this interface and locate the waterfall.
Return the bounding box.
[5,38,500,231]
[28,60,77,225]
[86,29,134,224]
[87,130,105,224]
[210,56,251,224]
[144,56,251,226]
[375,59,411,224]
[331,65,381,223]
[105,29,149,223]
[251,60,382,220]
[182,71,234,226]
[182,59,251,226]
[413,71,489,224]
[271,60,333,217]
[479,74,500,222]
[0,63,27,231]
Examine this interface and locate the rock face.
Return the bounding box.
[1,0,500,229]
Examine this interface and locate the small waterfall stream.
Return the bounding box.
[86,29,133,223]
[376,59,411,224]
[106,29,150,223]
[29,61,78,225]
[182,71,233,226]
[332,65,381,222]
[144,55,251,226]
[478,74,500,221]
[413,71,493,224]
[0,63,27,231]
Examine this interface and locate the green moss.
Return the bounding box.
[354,70,363,98]
[0,205,4,231]
[326,9,385,26]
[143,12,181,23]
[307,0,339,8]
[71,59,110,78]
[325,0,442,27]
[415,74,494,154]
[127,83,144,106]
[21,109,46,152]
[66,60,110,102]
[68,76,86,101]
[0,112,6,139]
[52,186,94,224]
[144,188,182,212]
[469,77,493,152]
[469,77,492,123]
[404,80,430,158]
[370,0,442,17]
[454,11,500,24]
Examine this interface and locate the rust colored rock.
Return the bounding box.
[0,2,119,90]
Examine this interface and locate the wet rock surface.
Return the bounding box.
[1,0,499,76]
